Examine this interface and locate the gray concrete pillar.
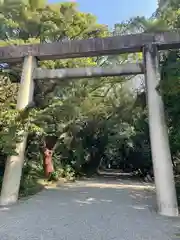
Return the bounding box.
[144,44,178,217]
[0,56,37,206]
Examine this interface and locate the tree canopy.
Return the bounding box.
[0,0,180,193]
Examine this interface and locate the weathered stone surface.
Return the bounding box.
[34,63,144,80]
[0,31,180,63]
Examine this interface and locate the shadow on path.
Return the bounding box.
[0,178,179,240]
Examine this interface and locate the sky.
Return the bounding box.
[48,0,157,28]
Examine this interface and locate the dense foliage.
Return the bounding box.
[0,0,180,194]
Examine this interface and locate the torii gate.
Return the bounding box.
[0,31,179,217]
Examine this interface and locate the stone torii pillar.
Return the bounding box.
[144,44,178,217]
[0,56,37,206]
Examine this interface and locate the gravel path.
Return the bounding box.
[0,178,180,240]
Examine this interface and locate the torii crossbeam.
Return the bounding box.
[0,30,179,217]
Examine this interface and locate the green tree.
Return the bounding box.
[1,0,136,186]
